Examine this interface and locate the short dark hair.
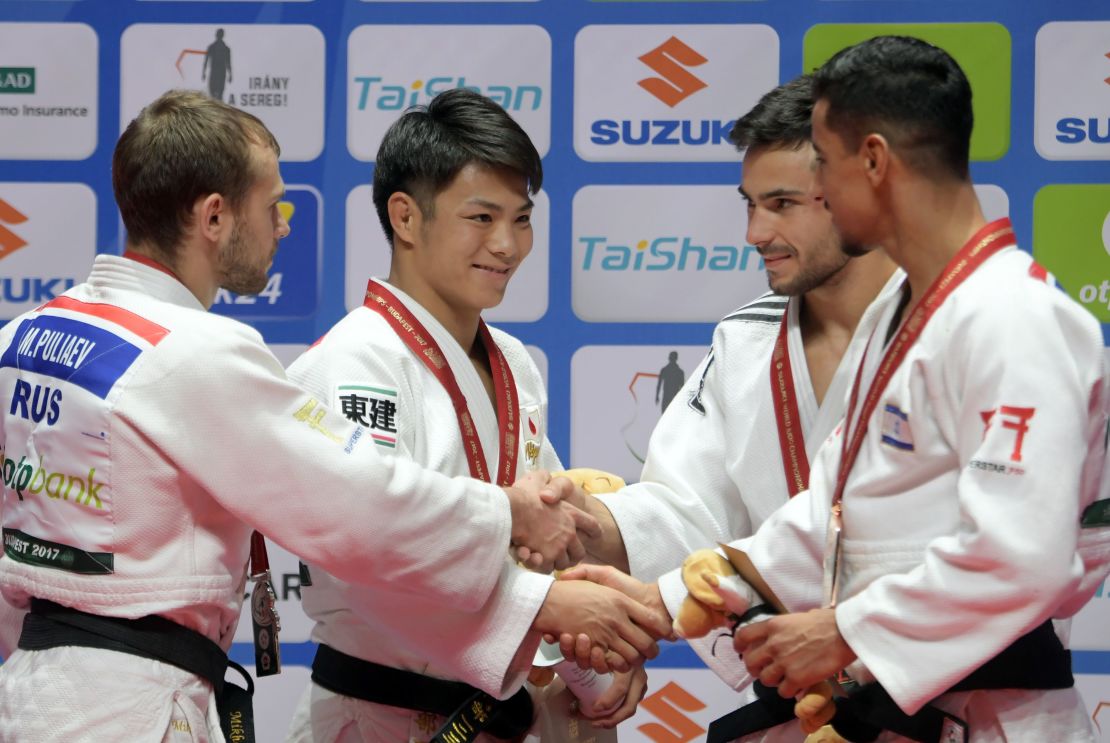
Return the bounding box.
[812,35,972,180]
[372,87,543,244]
[729,75,814,153]
[113,89,280,258]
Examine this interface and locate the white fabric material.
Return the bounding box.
[598,274,904,743]
[0,645,223,742]
[0,256,530,739]
[730,246,1109,740]
[285,281,560,741]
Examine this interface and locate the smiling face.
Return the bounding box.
[217,144,289,295]
[740,143,850,296]
[397,161,534,327]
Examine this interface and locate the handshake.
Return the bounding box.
[503,468,674,675]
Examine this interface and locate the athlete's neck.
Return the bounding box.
[878,179,986,312]
[798,250,897,405]
[124,241,217,309]
[385,270,481,353]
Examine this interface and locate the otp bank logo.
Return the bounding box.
[0,184,95,319]
[574,25,778,162]
[347,25,551,160]
[572,185,767,323]
[1032,184,1110,322]
[804,23,1010,161]
[1036,22,1110,159]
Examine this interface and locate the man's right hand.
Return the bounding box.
[555,564,674,671]
[532,579,671,674]
[505,471,600,573]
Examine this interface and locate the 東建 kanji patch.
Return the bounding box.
[333,383,399,449]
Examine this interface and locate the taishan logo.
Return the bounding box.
[0,198,29,260]
[637,37,708,108]
[0,68,35,95]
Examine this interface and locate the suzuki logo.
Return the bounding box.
[0,198,29,260]
[637,681,707,743]
[637,37,708,108]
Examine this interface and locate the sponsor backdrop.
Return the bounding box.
[2,1,1110,740]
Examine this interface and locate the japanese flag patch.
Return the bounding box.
[333,383,399,449]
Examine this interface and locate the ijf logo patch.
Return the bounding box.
[334,383,399,449]
[880,404,914,452]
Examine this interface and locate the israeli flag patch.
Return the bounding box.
[880,404,914,451]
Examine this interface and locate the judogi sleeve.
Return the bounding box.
[127,321,542,614]
[595,349,756,582]
[655,485,829,689]
[835,281,1108,714]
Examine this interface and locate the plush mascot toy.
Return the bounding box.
[674,548,843,742]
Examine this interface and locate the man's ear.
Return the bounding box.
[861,133,890,186]
[195,192,230,245]
[387,192,422,246]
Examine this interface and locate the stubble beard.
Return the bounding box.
[219,221,270,296]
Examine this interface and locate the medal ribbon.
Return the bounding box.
[363,279,519,486]
[770,303,810,497]
[826,218,1016,605]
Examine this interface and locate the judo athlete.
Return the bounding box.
[573,35,1110,743]
[284,88,650,743]
[568,75,902,741]
[0,90,669,743]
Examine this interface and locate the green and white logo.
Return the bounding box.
[803,23,1010,161]
[0,68,35,94]
[1033,184,1110,323]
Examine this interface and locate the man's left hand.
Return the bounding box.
[733,608,856,698]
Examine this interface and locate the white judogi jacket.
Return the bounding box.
[597,273,904,742]
[0,256,542,741]
[597,270,905,585]
[661,245,1110,741]
[287,281,560,699]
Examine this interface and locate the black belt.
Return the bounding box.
[707,619,1073,743]
[20,598,256,743]
[311,643,534,742]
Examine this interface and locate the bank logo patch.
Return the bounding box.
[334,383,399,448]
[347,25,551,160]
[1032,184,1110,322]
[0,183,95,320]
[120,24,325,161]
[345,186,550,322]
[803,23,1010,161]
[572,185,766,322]
[575,25,778,162]
[1035,22,1110,160]
[0,24,97,160]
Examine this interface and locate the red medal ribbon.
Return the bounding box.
[770,303,810,497]
[833,218,1016,510]
[363,279,519,486]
